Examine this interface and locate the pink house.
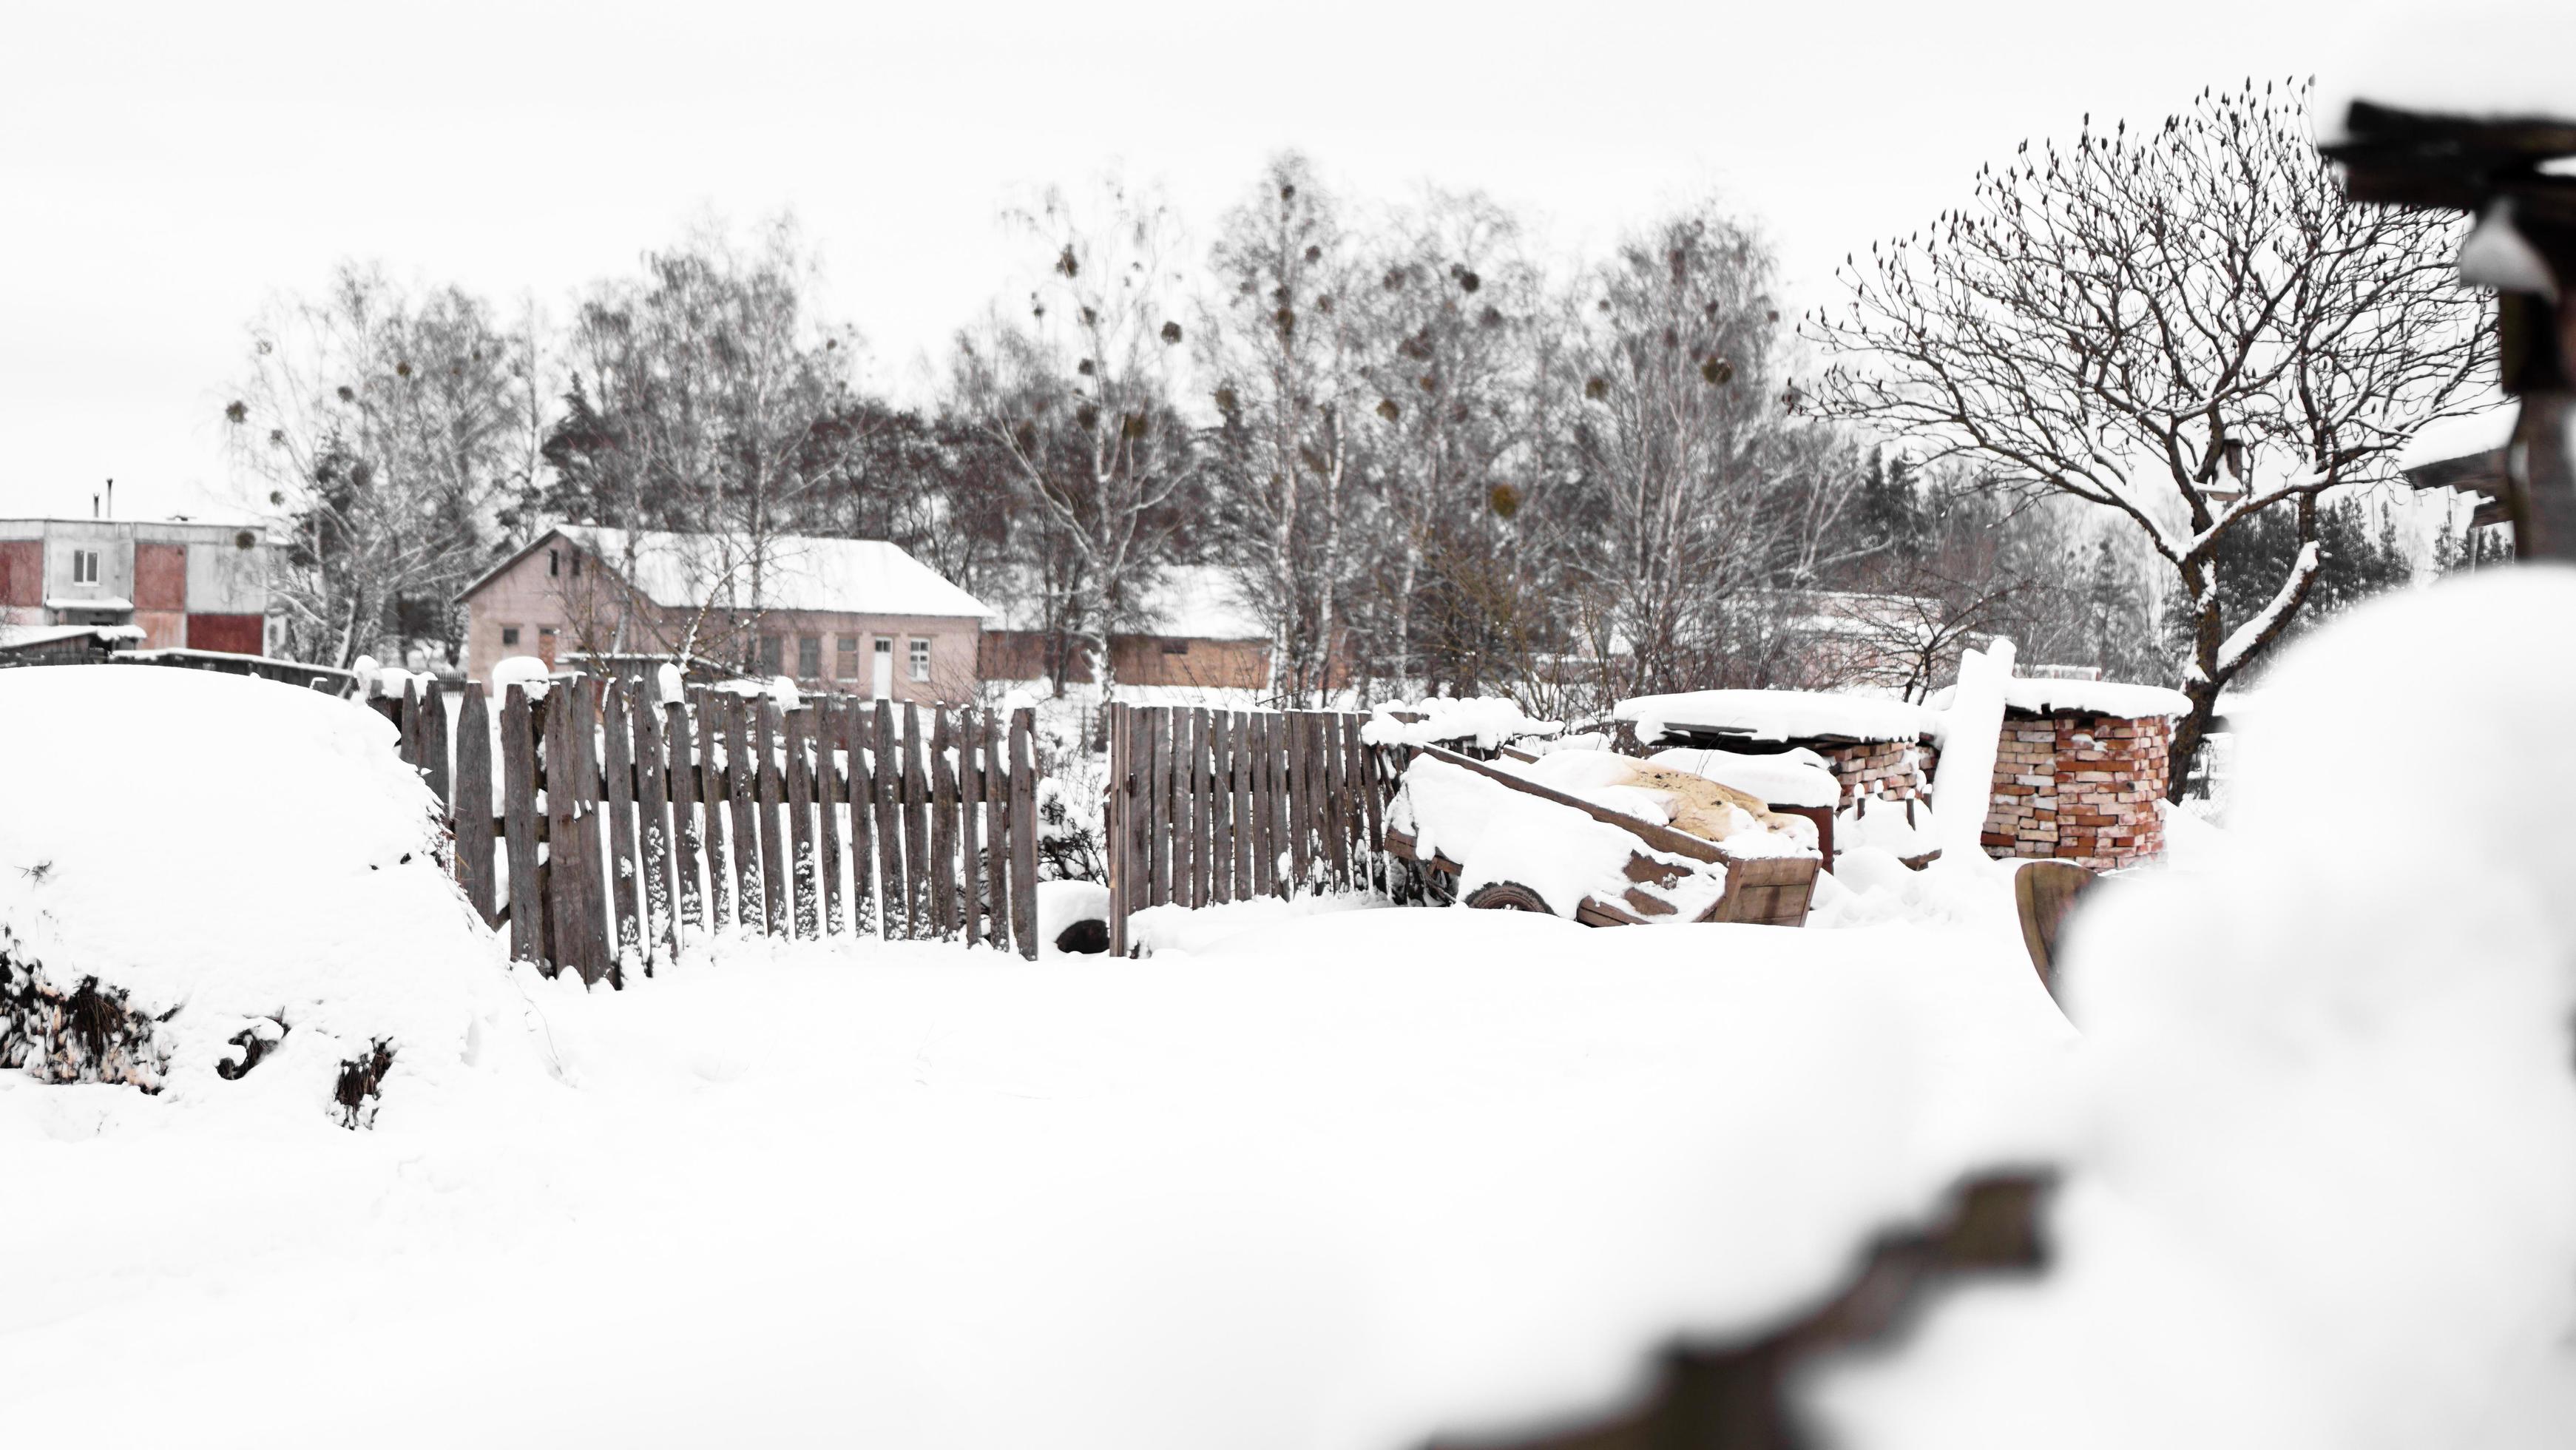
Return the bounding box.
[456,526,990,702]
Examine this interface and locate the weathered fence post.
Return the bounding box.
[666,698,704,939]
[1009,706,1037,958]
[785,705,819,939]
[455,683,496,927]
[601,681,644,973]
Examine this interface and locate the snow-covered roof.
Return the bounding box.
[1927,678,2192,719]
[45,596,134,612]
[465,527,990,620]
[2397,406,2516,473]
[0,622,143,650]
[1146,564,1266,640]
[1615,689,1935,744]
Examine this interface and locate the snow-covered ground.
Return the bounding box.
[10,567,2576,1448]
[5,908,2072,1448]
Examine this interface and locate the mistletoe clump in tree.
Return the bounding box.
[1806,78,2494,795]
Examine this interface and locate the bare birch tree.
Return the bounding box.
[1806,78,2493,794]
[956,179,1198,713]
[224,264,540,668]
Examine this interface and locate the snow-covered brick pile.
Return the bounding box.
[1808,568,2576,1447]
[1978,714,2174,869]
[0,666,524,1127]
[1362,697,1564,752]
[1650,745,1842,811]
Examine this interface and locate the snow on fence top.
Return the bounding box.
[1926,677,2191,720]
[1362,698,1564,750]
[1615,689,1936,746]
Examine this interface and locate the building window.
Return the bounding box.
[836,635,857,675]
[72,550,99,584]
[908,638,931,683]
[797,635,821,679]
[547,548,559,577]
[1160,638,1190,655]
[501,626,521,647]
[757,634,783,675]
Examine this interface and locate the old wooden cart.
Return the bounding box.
[1381,745,1822,928]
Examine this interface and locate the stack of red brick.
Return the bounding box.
[1813,739,1938,809]
[1982,712,2172,869]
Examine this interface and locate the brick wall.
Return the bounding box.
[1981,710,2171,869]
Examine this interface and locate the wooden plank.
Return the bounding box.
[844,700,878,937]
[666,699,705,939]
[2013,860,2095,991]
[930,708,959,937]
[723,695,762,934]
[1208,712,1233,905]
[498,684,541,963]
[1191,709,1214,908]
[816,699,845,936]
[402,680,426,774]
[455,684,497,926]
[1353,718,1387,896]
[1143,707,1169,908]
[572,679,612,984]
[697,693,731,933]
[901,704,931,937]
[1008,707,1037,958]
[1123,707,1149,921]
[1173,708,1196,908]
[958,709,984,948]
[632,689,677,960]
[1231,712,1254,899]
[1245,713,1271,897]
[601,681,645,971]
[785,706,819,938]
[1322,709,1350,889]
[421,678,451,812]
[543,684,589,982]
[872,701,905,938]
[983,705,1011,951]
[1105,705,1128,958]
[1286,712,1314,891]
[754,701,790,935]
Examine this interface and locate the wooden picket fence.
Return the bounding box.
[1102,704,1402,957]
[382,678,1041,979]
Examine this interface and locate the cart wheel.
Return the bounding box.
[1464,881,1552,913]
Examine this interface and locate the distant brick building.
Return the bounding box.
[456,526,992,702]
[0,517,271,654]
[977,564,1353,694]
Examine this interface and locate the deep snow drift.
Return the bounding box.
[0,666,532,1125]
[1809,567,2576,1449]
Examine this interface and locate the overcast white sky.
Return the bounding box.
[0,0,2557,524]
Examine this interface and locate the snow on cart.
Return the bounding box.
[1384,745,1822,926]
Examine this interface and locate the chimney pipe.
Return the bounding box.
[92,493,100,519]
[104,478,113,519]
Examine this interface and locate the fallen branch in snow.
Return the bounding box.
[1439,1173,2053,1450]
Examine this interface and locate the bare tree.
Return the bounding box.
[1201,155,1371,706]
[1572,205,1865,698]
[1806,78,2493,794]
[955,178,1199,713]
[224,264,540,668]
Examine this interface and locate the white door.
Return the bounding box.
[872,638,894,698]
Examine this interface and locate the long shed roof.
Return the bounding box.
[460,526,992,620]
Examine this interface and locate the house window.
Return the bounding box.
[797,635,822,679]
[757,635,783,675]
[501,626,521,647]
[836,635,857,675]
[72,550,99,584]
[569,552,581,577]
[547,548,559,577]
[908,638,931,683]
[1160,638,1190,655]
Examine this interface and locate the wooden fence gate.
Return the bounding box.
[1102,704,1403,957]
[382,678,1042,978]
